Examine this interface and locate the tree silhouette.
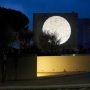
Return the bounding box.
[0,7,30,84]
[0,7,29,30]
[0,7,29,52]
[37,32,61,55]
[0,25,17,53]
[18,26,34,53]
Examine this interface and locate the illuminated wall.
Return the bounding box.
[37,56,90,72]
[33,13,78,49]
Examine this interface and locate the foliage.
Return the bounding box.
[19,27,34,51]
[37,32,61,55]
[0,7,29,30]
[0,6,31,82]
[0,7,30,54]
[0,25,17,53]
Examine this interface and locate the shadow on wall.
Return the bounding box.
[0,54,37,81]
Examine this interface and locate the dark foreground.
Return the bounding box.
[1,72,90,86]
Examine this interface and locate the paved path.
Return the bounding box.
[37,71,87,78]
[0,72,90,86]
[0,83,90,89]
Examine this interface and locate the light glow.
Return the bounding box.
[42,16,71,44]
[37,72,63,77]
[37,56,90,77]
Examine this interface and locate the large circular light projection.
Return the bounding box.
[42,16,71,44]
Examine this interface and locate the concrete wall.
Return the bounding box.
[1,55,90,81]
[37,56,90,72]
[0,54,37,81]
[17,54,37,80]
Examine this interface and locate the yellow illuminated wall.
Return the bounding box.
[37,56,90,72]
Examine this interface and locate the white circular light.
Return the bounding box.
[42,16,71,45]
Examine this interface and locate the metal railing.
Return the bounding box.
[0,83,90,90]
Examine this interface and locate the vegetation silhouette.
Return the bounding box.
[37,32,61,56]
[0,7,33,84]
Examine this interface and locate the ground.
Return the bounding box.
[1,71,90,86]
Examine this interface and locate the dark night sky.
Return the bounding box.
[0,0,90,29]
[0,0,90,48]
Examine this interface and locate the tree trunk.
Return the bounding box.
[14,57,18,80]
[14,55,18,80]
[18,40,20,54]
[2,49,7,86]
